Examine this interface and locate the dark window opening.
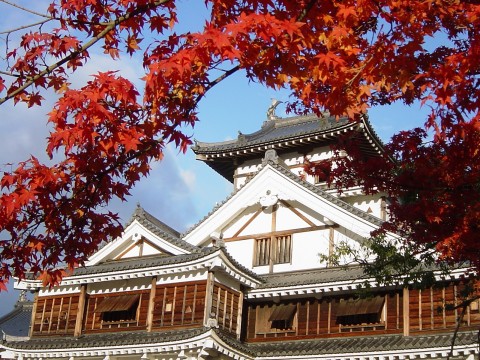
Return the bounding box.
[337,312,381,326]
[336,296,385,326]
[102,307,138,322]
[271,319,292,330]
[269,304,296,330]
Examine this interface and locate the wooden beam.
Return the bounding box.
[224,224,337,242]
[280,199,316,227]
[47,297,55,333]
[327,301,331,334]
[181,285,187,325]
[418,289,422,331]
[39,297,47,333]
[269,205,277,274]
[236,290,243,339]
[65,296,73,333]
[74,284,87,337]
[232,208,263,238]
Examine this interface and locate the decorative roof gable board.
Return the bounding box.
[88,205,197,266]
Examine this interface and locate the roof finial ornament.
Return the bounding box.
[267,98,282,120]
[18,290,27,303]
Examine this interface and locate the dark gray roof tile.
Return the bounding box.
[0,300,33,339]
[125,204,198,253]
[246,331,478,356]
[5,328,209,350]
[192,113,385,182]
[256,266,366,289]
[71,247,217,277]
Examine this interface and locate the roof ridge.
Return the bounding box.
[269,162,384,226]
[127,204,199,253]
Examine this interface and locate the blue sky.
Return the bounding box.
[0,1,427,317]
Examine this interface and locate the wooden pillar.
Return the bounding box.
[236,291,244,339]
[328,228,335,266]
[269,205,277,274]
[403,287,410,336]
[74,284,87,337]
[28,290,39,337]
[146,276,157,332]
[204,272,215,326]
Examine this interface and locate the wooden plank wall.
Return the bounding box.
[151,280,207,329]
[246,292,403,341]
[409,281,480,332]
[211,282,241,334]
[31,294,80,336]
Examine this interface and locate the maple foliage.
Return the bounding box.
[0,0,479,286]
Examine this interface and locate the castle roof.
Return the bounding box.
[192,113,384,181]
[0,298,32,341]
[4,326,477,359]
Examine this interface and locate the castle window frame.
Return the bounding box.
[255,303,297,334]
[253,235,292,267]
[336,296,385,331]
[96,294,140,324]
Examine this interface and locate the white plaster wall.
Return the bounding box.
[214,271,241,291]
[288,230,330,271]
[225,239,255,269]
[234,146,334,190]
[120,246,141,259]
[224,229,336,273]
[343,193,383,219]
[79,270,209,295]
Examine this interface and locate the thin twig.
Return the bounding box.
[0,19,52,35]
[0,0,51,18]
[447,296,480,360]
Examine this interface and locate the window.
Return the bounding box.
[96,294,140,323]
[336,296,385,327]
[254,235,292,266]
[255,303,297,334]
[268,304,297,330]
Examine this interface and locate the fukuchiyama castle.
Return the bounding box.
[1,105,479,360]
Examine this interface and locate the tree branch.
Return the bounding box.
[0,19,52,35]
[0,0,171,106]
[0,0,51,18]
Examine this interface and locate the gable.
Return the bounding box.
[184,163,382,244]
[111,236,172,260]
[183,163,384,272]
[87,219,193,266]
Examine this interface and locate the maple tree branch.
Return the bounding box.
[0,70,20,78]
[0,19,52,35]
[0,0,171,106]
[298,0,318,22]
[190,0,319,116]
[446,297,479,360]
[191,64,241,115]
